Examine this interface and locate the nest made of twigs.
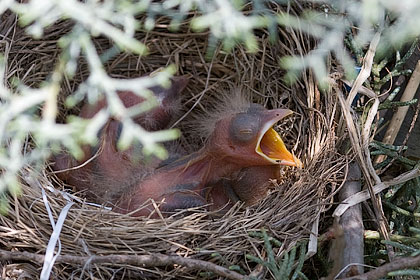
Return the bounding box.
[0,5,348,280]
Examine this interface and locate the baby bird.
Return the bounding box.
[52,77,188,204]
[115,99,302,217]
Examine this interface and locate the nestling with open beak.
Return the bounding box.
[116,95,302,216]
[52,76,188,204]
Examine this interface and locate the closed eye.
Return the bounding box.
[240,129,253,134]
[229,112,260,143]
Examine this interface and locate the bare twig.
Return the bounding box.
[379,88,420,174]
[329,162,364,279]
[400,94,420,149]
[339,254,420,280]
[341,79,376,99]
[0,249,246,280]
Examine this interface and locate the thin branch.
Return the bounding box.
[341,79,376,99]
[340,255,420,280]
[0,249,246,280]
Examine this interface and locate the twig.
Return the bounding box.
[376,60,420,164]
[370,143,416,166]
[0,249,246,280]
[370,141,407,152]
[354,99,418,112]
[339,254,420,280]
[378,92,420,175]
[383,201,420,218]
[400,94,420,149]
[341,79,376,99]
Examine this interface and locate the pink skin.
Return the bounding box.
[53,84,299,217]
[115,108,295,217]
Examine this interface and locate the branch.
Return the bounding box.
[0,249,246,280]
[329,162,364,278]
[340,255,420,280]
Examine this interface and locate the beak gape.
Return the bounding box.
[255,109,302,167]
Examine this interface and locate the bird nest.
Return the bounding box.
[1,6,348,280]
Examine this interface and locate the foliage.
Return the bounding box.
[364,104,420,278]
[0,0,284,208]
[279,0,420,87]
[246,229,308,279]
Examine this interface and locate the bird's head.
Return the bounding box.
[207,103,302,167]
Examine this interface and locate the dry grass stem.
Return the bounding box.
[333,165,420,217]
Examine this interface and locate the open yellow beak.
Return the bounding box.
[257,128,302,167]
[255,109,302,167]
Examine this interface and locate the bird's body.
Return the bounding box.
[53,84,302,216]
[115,103,302,216]
[116,146,253,216]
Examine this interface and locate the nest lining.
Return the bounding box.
[0,6,348,280]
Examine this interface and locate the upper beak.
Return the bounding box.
[255,109,302,167]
